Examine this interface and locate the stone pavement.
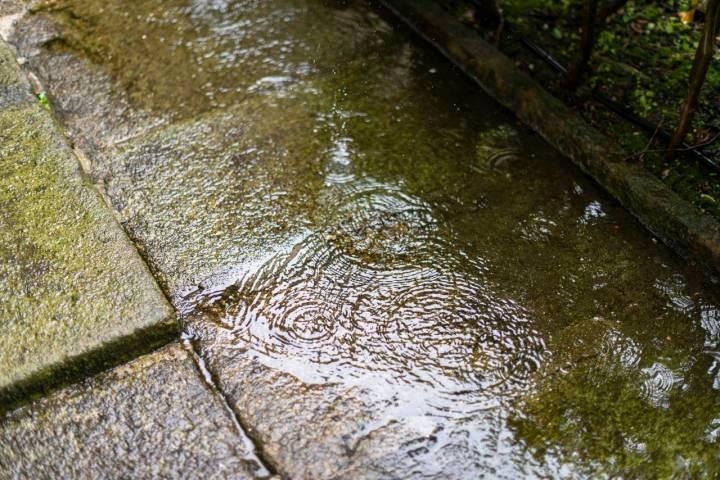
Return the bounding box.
[0,37,175,407]
[2,0,720,479]
[0,343,265,479]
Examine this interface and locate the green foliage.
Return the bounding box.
[37,92,50,110]
[470,0,720,218]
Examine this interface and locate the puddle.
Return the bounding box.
[11,0,720,476]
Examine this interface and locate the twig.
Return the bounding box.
[624,121,662,162]
[626,130,720,160]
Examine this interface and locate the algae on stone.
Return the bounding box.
[0,102,176,405]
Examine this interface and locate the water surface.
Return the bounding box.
[13,0,720,477]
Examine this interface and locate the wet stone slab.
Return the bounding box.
[0,343,266,479]
[7,0,720,478]
[8,0,393,153]
[0,37,30,108]
[97,94,549,478]
[0,40,176,405]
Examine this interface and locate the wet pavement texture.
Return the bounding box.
[4,0,720,478]
[0,37,174,405]
[0,344,267,479]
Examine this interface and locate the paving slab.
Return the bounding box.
[0,36,30,108]
[102,99,541,477]
[7,0,720,478]
[7,0,392,154]
[190,338,520,480]
[0,343,265,479]
[0,38,176,406]
[98,97,544,479]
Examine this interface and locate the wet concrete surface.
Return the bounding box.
[4,0,720,477]
[0,344,267,479]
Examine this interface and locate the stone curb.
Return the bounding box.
[379,0,720,278]
[0,37,177,410]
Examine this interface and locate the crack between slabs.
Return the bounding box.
[182,335,282,480]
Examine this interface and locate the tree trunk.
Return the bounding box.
[668,0,720,159]
[566,0,600,89]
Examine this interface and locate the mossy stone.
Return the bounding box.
[0,102,176,407]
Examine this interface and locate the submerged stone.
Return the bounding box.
[0,344,265,478]
[7,0,720,477]
[9,0,393,152]
[0,97,176,404]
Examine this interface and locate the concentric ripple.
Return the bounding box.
[640,362,685,408]
[471,125,522,174]
[189,180,547,411]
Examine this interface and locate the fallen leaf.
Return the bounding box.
[700,193,717,205]
[678,9,695,24]
[461,8,476,25]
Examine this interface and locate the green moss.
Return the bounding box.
[0,104,175,405]
[511,350,720,477]
[36,92,50,110]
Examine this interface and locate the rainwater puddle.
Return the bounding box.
[12,0,720,476]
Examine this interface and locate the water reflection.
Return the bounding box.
[19,0,720,475]
[186,174,547,414]
[26,0,393,119]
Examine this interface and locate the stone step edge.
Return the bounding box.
[379,0,720,280]
[0,37,178,412]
